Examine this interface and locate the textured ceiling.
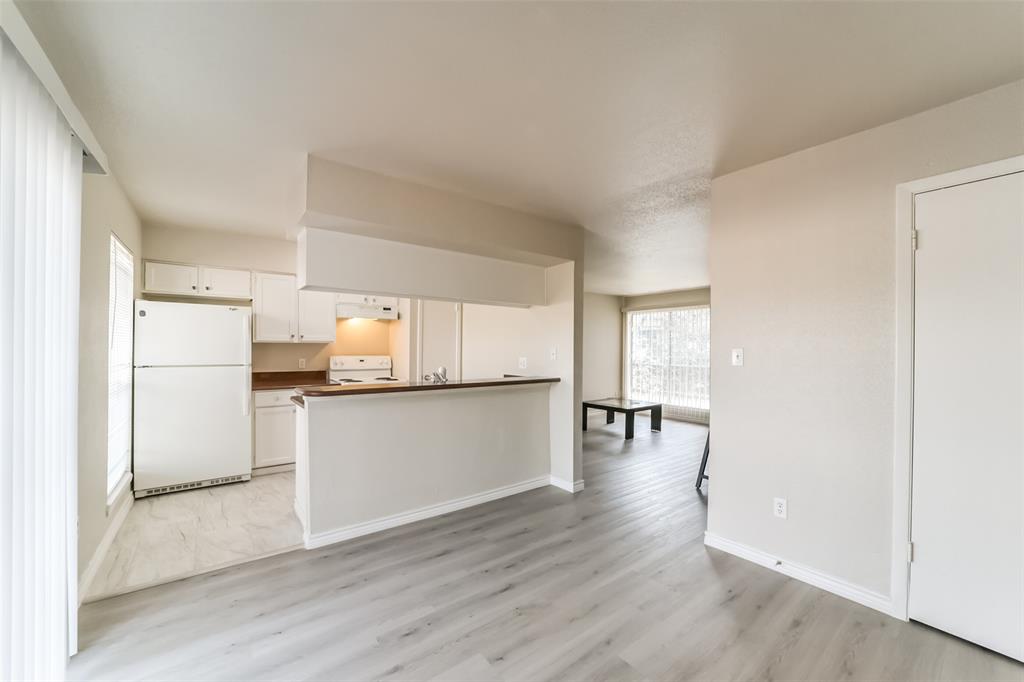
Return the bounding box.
[17,1,1024,294]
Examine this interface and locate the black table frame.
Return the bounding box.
[582,400,662,440]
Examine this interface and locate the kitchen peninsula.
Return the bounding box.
[292,376,561,548]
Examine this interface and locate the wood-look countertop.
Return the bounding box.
[290,376,560,406]
[252,371,329,391]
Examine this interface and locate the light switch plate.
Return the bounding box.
[731,348,744,366]
[549,347,557,361]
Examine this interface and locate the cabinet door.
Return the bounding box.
[297,289,337,343]
[252,272,296,342]
[200,266,252,299]
[144,261,198,295]
[254,404,296,468]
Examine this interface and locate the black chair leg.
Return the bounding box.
[695,433,710,489]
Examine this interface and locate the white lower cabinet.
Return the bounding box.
[253,390,296,469]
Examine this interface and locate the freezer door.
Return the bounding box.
[135,299,251,367]
[134,366,252,492]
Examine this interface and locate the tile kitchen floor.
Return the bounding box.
[84,472,302,602]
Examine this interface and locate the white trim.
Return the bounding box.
[704,532,894,617]
[304,475,551,549]
[77,490,133,605]
[0,1,108,172]
[892,155,1024,622]
[105,471,132,511]
[252,463,296,477]
[549,475,584,493]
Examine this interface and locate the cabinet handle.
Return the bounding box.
[299,334,304,339]
[191,285,196,290]
[205,285,211,290]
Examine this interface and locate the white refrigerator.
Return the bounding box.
[133,300,253,498]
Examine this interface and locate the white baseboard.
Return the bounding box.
[305,475,552,549]
[549,475,584,493]
[253,463,295,476]
[78,490,133,604]
[703,532,894,617]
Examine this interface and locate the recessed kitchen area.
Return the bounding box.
[83,219,575,602]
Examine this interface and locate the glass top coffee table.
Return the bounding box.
[582,397,662,440]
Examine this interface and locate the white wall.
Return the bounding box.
[708,80,1024,600]
[299,228,547,306]
[144,222,296,273]
[462,262,580,488]
[78,172,142,579]
[582,293,622,400]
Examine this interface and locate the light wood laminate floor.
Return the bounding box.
[70,417,1022,681]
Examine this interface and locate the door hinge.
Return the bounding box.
[911,229,919,251]
[908,541,915,563]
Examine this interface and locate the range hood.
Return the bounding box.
[335,294,399,320]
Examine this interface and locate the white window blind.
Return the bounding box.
[626,306,710,423]
[1,30,84,680]
[107,235,133,496]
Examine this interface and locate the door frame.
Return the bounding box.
[891,154,1023,621]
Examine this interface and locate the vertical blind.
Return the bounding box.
[107,236,132,495]
[626,306,711,423]
[0,31,83,680]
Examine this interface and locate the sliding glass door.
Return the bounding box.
[625,306,710,423]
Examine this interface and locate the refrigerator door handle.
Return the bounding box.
[243,368,251,417]
[241,313,252,365]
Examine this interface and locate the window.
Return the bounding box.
[107,235,134,497]
[626,306,710,423]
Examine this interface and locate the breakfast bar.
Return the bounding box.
[292,376,561,549]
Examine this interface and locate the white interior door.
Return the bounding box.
[910,171,1023,661]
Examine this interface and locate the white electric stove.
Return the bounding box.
[328,355,401,385]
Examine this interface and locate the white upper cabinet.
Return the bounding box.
[200,266,252,299]
[144,261,250,299]
[297,290,336,342]
[253,273,296,342]
[253,272,336,344]
[144,262,199,295]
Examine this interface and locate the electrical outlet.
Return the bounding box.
[518,357,528,369]
[731,348,744,366]
[549,346,557,361]
[773,497,787,519]
[298,358,306,369]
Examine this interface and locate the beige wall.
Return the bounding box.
[582,293,622,400]
[707,80,1024,599]
[623,287,710,311]
[78,172,142,579]
[252,318,393,372]
[143,222,296,273]
[462,262,580,486]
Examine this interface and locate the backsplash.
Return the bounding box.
[251,318,392,371]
